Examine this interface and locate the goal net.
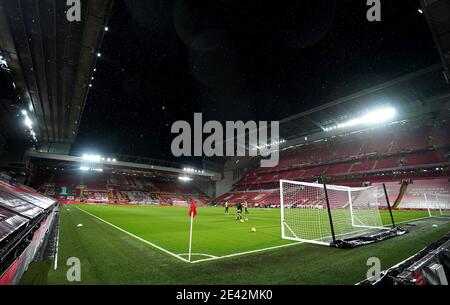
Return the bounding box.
[424,193,450,217]
[280,180,390,246]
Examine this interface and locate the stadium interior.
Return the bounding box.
[0,0,449,286]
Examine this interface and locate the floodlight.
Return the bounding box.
[82,154,102,162]
[324,107,396,132]
[360,107,396,125]
[24,116,32,128]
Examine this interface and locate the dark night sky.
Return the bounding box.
[71,0,440,164]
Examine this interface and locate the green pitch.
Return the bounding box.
[73,204,295,260]
[20,205,450,285]
[62,205,427,260]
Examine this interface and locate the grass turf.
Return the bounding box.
[19,204,449,285]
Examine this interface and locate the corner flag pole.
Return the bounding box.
[188,201,197,263]
[188,211,194,262]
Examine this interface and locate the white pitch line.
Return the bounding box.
[73,206,189,263]
[190,242,303,264]
[72,206,438,265]
[191,215,438,264]
[54,212,60,270]
[178,253,218,259]
[385,216,431,226]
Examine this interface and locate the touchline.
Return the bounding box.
[171,113,280,167]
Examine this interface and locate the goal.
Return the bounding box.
[280,180,394,246]
[424,193,450,217]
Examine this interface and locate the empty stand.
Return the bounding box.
[31,171,211,206]
[218,118,450,204]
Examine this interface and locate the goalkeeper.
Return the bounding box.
[235,202,243,221]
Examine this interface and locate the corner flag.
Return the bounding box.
[188,201,197,262]
[189,201,197,218]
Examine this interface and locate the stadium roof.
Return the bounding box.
[205,62,450,171]
[278,64,449,141]
[26,150,218,180]
[201,63,450,173]
[0,0,113,146]
[420,0,450,77]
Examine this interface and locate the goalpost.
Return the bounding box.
[280,180,394,246]
[424,193,450,217]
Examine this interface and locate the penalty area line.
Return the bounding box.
[190,241,303,264]
[73,206,189,263]
[383,216,432,227]
[178,253,219,259]
[189,216,437,264]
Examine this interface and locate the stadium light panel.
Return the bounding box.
[0,55,8,68]
[360,107,396,124]
[183,167,204,174]
[254,139,286,150]
[24,116,32,128]
[82,154,102,162]
[80,166,103,172]
[178,176,192,181]
[324,107,396,132]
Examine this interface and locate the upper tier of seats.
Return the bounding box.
[215,177,450,209]
[236,118,450,187]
